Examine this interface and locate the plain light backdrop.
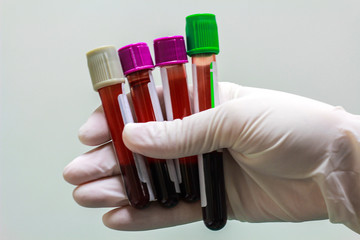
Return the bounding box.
[1,0,360,239]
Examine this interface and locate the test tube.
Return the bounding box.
[153,36,200,202]
[86,46,155,209]
[118,43,179,208]
[186,13,227,230]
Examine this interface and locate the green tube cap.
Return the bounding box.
[185,13,219,56]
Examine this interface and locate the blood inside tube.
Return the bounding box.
[192,54,216,111]
[163,64,199,202]
[192,54,227,230]
[202,151,226,230]
[165,64,192,119]
[127,70,179,208]
[98,84,150,209]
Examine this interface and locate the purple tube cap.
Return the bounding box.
[153,35,188,67]
[118,42,154,76]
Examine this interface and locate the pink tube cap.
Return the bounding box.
[153,36,188,67]
[118,42,154,76]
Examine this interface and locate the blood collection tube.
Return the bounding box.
[118,43,179,208]
[185,13,227,230]
[86,46,154,209]
[153,36,200,202]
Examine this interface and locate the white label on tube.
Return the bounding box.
[174,158,181,184]
[192,63,207,206]
[160,67,173,121]
[192,64,199,113]
[160,67,182,184]
[198,154,207,207]
[210,63,222,155]
[117,88,155,201]
[118,93,133,125]
[148,71,181,192]
[166,159,180,193]
[132,153,156,201]
[148,72,164,121]
[210,61,220,107]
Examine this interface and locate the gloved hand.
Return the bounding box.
[63,82,360,233]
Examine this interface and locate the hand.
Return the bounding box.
[63,82,360,233]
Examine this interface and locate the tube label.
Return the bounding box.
[192,61,220,207]
[160,68,182,184]
[210,61,220,107]
[192,64,199,113]
[117,84,155,201]
[198,154,207,207]
[210,62,215,108]
[160,67,174,121]
[148,72,181,193]
[148,72,164,121]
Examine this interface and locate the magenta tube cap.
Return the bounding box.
[153,36,188,67]
[118,42,154,75]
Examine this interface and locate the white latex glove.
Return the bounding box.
[63,82,360,233]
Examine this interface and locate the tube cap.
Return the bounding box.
[86,46,126,91]
[153,36,188,67]
[118,43,154,75]
[185,13,219,56]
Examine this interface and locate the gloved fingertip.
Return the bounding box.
[102,208,127,230]
[123,113,222,159]
[77,121,111,146]
[62,162,76,184]
[78,123,89,144]
[72,184,102,208]
[102,211,112,228]
[122,122,148,154]
[77,106,111,146]
[123,121,181,159]
[122,122,136,137]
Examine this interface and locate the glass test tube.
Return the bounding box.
[153,36,200,202]
[186,13,227,230]
[86,46,154,209]
[118,43,180,208]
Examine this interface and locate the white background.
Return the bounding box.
[1,0,360,239]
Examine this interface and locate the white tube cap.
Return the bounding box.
[86,45,126,91]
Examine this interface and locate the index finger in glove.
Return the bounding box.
[103,201,201,231]
[78,106,111,146]
[77,82,242,148]
[63,142,120,185]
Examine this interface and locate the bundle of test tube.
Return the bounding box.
[85,13,226,230]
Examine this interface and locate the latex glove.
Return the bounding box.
[63,82,360,233]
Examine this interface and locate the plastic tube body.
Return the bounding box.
[127,69,179,208]
[98,83,151,209]
[160,64,200,202]
[191,54,227,230]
